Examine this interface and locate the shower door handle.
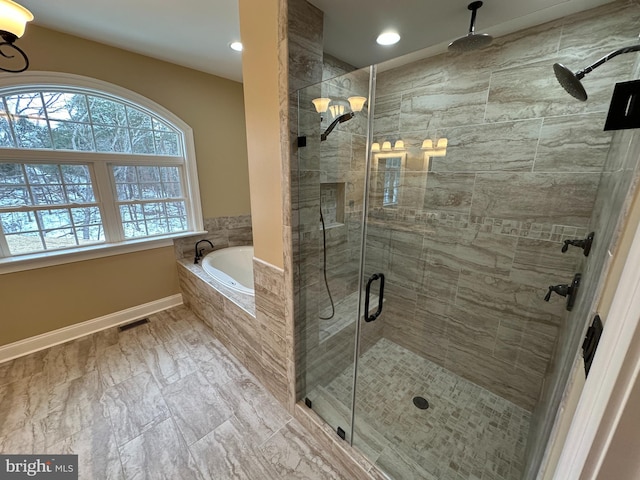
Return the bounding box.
[364,273,385,322]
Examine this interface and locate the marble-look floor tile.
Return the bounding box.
[196,339,247,387]
[260,420,350,480]
[142,337,198,388]
[162,371,233,445]
[101,371,170,446]
[0,373,49,438]
[96,336,147,388]
[189,417,277,480]
[219,375,291,448]
[0,305,376,480]
[55,417,124,480]
[43,370,106,446]
[0,351,46,387]
[132,315,178,350]
[0,420,46,454]
[44,336,97,387]
[119,418,204,480]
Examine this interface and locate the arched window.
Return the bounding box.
[0,72,204,271]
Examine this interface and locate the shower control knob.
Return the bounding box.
[561,232,595,256]
[544,273,582,311]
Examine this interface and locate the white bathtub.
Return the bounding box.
[201,246,255,296]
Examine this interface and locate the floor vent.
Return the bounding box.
[118,318,150,332]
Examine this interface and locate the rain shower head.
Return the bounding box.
[448,1,493,53]
[554,44,640,101]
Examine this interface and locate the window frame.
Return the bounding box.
[373,151,407,208]
[0,72,205,274]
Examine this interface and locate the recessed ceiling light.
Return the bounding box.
[230,41,243,52]
[376,31,400,46]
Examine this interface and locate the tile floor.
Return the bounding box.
[0,306,358,480]
[308,339,530,480]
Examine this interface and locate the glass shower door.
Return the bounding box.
[296,66,374,442]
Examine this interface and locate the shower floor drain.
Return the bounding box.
[413,396,429,410]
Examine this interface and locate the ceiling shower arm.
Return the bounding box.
[576,44,640,80]
[468,2,479,34]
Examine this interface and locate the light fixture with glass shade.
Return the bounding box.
[371,142,380,152]
[329,101,348,119]
[381,141,392,151]
[348,96,367,112]
[393,140,405,150]
[312,97,331,114]
[0,0,33,73]
[422,138,448,157]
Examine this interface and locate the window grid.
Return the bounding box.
[0,162,104,255]
[0,90,181,156]
[0,79,200,263]
[112,164,188,240]
[383,157,401,206]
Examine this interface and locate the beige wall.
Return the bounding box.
[0,25,250,347]
[0,247,179,345]
[239,0,285,268]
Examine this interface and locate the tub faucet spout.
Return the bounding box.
[194,239,214,264]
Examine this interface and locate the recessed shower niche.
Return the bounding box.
[319,182,344,228]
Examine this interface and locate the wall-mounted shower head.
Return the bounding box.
[553,63,587,101]
[554,44,640,101]
[448,1,493,53]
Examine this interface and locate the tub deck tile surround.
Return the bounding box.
[0,306,367,480]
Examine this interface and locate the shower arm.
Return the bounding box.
[320,112,354,141]
[574,44,640,80]
[468,4,478,35]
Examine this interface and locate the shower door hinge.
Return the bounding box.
[297,136,307,148]
[336,426,346,440]
[304,397,312,409]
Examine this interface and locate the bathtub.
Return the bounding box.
[201,246,255,296]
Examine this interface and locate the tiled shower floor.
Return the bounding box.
[308,338,530,480]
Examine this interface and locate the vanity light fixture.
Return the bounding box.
[376,31,401,46]
[0,0,33,73]
[422,138,448,157]
[372,140,405,152]
[348,96,367,112]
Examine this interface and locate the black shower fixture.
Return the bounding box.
[448,1,493,53]
[320,112,354,142]
[554,44,640,101]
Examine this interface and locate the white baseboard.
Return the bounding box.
[0,294,183,364]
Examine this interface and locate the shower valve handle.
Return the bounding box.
[544,273,582,311]
[561,232,595,256]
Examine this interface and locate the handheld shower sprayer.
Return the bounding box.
[321,112,354,142]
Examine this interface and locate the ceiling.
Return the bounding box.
[20,0,616,83]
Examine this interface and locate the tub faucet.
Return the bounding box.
[194,239,214,264]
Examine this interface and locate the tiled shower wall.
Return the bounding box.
[368,0,640,411]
